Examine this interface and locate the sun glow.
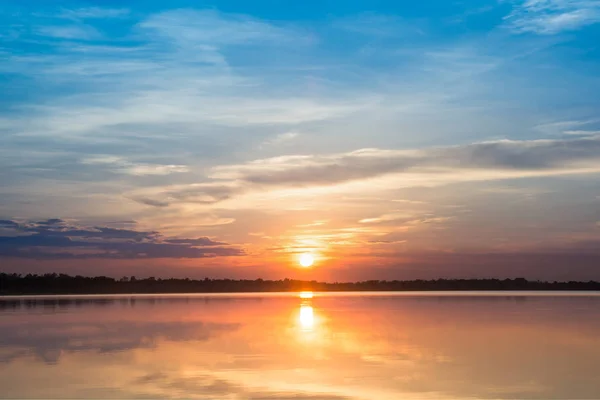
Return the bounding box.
[299,253,314,267]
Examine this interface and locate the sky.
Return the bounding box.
[1,0,600,281]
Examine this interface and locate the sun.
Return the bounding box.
[299,253,315,268]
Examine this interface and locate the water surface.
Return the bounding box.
[1,292,599,399]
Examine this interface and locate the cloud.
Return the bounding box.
[564,130,600,135]
[333,13,422,37]
[59,7,130,20]
[0,220,20,228]
[210,135,600,188]
[35,25,101,40]
[0,219,243,259]
[128,183,243,208]
[505,0,600,34]
[247,394,352,400]
[164,237,226,246]
[126,164,189,176]
[261,132,299,147]
[131,197,171,208]
[1,7,352,143]
[367,239,407,244]
[82,156,189,176]
[34,218,66,226]
[126,135,600,209]
[359,213,412,224]
[138,9,304,47]
[535,119,600,135]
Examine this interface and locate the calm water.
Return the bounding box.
[1,292,600,399]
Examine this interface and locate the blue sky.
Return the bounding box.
[1,0,600,280]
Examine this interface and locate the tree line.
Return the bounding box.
[1,273,599,295]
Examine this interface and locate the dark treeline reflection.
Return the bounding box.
[3,292,589,311]
[1,273,600,295]
[0,296,268,311]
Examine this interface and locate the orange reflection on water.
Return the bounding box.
[299,304,314,330]
[2,293,600,399]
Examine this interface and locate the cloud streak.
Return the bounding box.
[128,135,600,209]
[505,0,600,34]
[82,156,189,176]
[58,7,130,20]
[36,25,101,40]
[139,9,305,46]
[0,219,243,259]
[211,135,600,187]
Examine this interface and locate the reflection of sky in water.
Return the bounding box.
[1,293,600,399]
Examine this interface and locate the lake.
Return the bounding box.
[1,292,599,399]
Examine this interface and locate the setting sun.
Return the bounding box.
[299,253,315,268]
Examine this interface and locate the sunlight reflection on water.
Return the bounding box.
[299,304,314,330]
[1,292,600,399]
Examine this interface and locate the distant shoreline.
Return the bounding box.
[2,273,600,295]
[2,291,600,299]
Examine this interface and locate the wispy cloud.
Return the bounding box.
[36,25,101,40]
[211,135,600,187]
[82,156,189,176]
[535,119,600,135]
[58,7,130,19]
[128,182,242,208]
[261,132,299,147]
[359,213,412,224]
[139,9,306,46]
[505,0,600,34]
[332,13,423,37]
[126,135,600,211]
[563,130,600,135]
